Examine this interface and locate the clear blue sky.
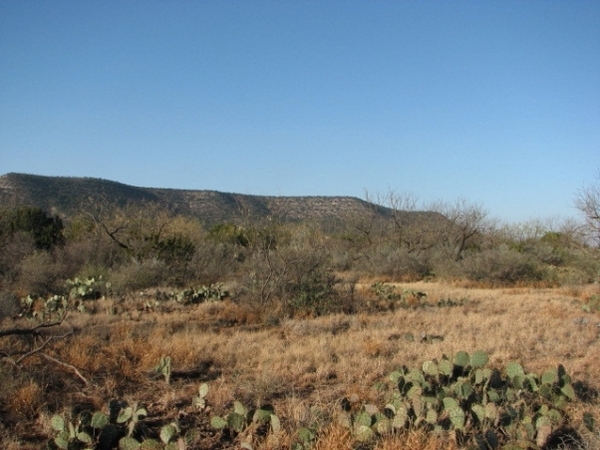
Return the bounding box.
[1,1,598,223]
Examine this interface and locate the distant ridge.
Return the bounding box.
[0,173,440,227]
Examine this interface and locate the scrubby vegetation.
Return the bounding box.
[1,188,600,449]
[1,195,599,302]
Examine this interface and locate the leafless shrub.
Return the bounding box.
[109,259,168,293]
[576,170,600,246]
[15,251,66,296]
[365,246,432,280]
[0,292,18,320]
[456,246,546,285]
[0,232,35,287]
[187,240,240,284]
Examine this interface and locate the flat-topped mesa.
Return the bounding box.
[0,173,442,227]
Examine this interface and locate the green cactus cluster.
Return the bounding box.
[175,283,228,305]
[291,426,317,450]
[370,282,399,301]
[338,351,585,449]
[48,399,144,450]
[191,382,209,410]
[47,399,188,450]
[370,283,427,309]
[20,279,105,323]
[581,294,600,313]
[371,284,470,310]
[154,356,172,385]
[20,293,77,322]
[45,373,595,450]
[66,276,110,300]
[210,401,281,448]
[436,297,467,307]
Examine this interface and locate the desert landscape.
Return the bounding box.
[3,1,599,448]
[1,174,599,449]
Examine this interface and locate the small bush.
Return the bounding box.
[236,221,343,319]
[15,251,65,296]
[456,247,547,285]
[2,207,64,251]
[109,260,168,293]
[0,291,18,319]
[286,270,340,317]
[186,240,240,285]
[175,284,228,305]
[565,250,600,284]
[0,232,35,287]
[362,247,432,281]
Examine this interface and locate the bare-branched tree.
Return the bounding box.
[575,170,600,246]
[429,198,489,261]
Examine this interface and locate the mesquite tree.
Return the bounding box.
[576,170,600,246]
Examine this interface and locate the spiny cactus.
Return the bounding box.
[342,351,585,448]
[154,356,172,385]
[47,399,184,450]
[175,283,228,305]
[581,294,600,313]
[192,383,209,410]
[49,407,122,450]
[470,350,489,369]
[436,297,467,307]
[211,400,281,439]
[66,275,110,300]
[20,294,71,322]
[116,402,148,437]
[292,427,317,450]
[370,283,428,310]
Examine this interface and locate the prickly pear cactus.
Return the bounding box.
[193,383,209,410]
[343,351,584,448]
[154,356,172,384]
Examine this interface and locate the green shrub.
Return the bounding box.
[287,269,339,316]
[208,222,250,247]
[2,207,64,251]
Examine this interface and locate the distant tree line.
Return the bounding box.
[1,178,599,319]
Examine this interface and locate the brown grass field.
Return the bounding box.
[1,281,600,449]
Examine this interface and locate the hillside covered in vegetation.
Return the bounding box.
[0,173,437,227]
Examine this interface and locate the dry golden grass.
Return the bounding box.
[313,424,353,450]
[1,281,599,449]
[373,430,462,450]
[8,379,42,421]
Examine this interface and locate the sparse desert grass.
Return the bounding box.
[1,281,599,449]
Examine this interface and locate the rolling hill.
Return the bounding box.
[0,173,440,227]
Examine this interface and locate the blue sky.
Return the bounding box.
[1,1,599,223]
